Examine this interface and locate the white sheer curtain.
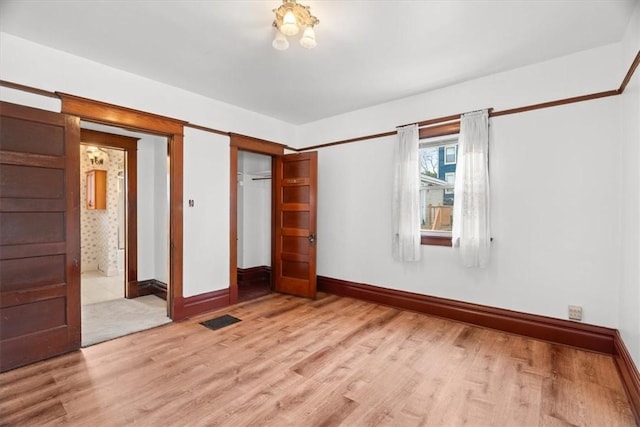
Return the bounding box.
[392,124,421,262]
[452,110,491,267]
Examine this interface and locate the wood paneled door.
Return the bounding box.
[0,102,81,372]
[274,152,318,299]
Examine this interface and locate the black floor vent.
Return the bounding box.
[200,314,241,331]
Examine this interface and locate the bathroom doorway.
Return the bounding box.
[79,124,171,346]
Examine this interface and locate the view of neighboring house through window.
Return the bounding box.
[419,135,458,235]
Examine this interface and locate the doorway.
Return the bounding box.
[237,150,273,302]
[79,124,171,346]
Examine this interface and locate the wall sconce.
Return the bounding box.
[86,146,107,165]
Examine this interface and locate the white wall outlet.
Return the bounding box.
[568,305,583,321]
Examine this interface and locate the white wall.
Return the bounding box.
[300,40,631,330]
[154,136,169,284]
[137,135,168,283]
[618,3,640,367]
[182,128,230,297]
[316,96,621,328]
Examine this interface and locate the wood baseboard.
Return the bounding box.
[237,266,271,287]
[613,331,640,424]
[317,276,616,354]
[173,289,229,321]
[134,279,167,300]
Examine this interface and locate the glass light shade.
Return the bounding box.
[300,26,317,49]
[272,29,289,51]
[280,10,299,36]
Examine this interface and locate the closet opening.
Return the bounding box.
[236,150,273,302]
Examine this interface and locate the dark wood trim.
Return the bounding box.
[490,90,619,117]
[229,145,239,305]
[58,93,186,136]
[229,135,280,305]
[297,130,397,152]
[399,113,462,129]
[229,133,286,156]
[317,276,617,354]
[0,79,58,98]
[237,266,272,287]
[168,134,183,319]
[173,289,229,321]
[614,331,640,424]
[126,146,138,299]
[58,94,184,320]
[619,50,640,94]
[80,128,138,149]
[80,129,139,299]
[419,122,460,139]
[64,114,82,351]
[421,234,452,247]
[133,279,168,300]
[185,122,229,137]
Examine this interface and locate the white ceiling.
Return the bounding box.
[0,0,636,125]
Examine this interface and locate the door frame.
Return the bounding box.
[79,128,140,298]
[59,93,185,319]
[229,134,285,304]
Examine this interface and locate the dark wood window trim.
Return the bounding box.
[421,235,452,247]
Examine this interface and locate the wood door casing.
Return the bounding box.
[0,101,81,372]
[274,152,318,299]
[228,135,285,305]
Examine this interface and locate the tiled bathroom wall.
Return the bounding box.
[80,145,124,275]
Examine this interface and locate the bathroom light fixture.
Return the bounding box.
[86,146,107,165]
[272,0,319,50]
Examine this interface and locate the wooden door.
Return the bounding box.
[274,152,317,299]
[0,102,81,372]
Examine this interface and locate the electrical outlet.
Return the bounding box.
[568,305,583,321]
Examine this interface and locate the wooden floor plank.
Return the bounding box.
[0,293,635,426]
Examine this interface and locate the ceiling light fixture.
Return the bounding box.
[272,0,319,50]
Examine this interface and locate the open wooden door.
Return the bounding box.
[0,102,81,372]
[274,152,317,299]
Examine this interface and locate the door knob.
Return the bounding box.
[308,233,316,246]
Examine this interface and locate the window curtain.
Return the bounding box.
[452,110,491,267]
[392,124,421,262]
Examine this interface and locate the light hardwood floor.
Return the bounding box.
[0,293,635,426]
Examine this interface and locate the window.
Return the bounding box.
[444,145,457,164]
[444,172,455,194]
[419,134,458,246]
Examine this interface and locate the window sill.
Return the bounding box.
[421,234,452,247]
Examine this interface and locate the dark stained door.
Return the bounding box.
[274,152,318,299]
[0,102,81,372]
